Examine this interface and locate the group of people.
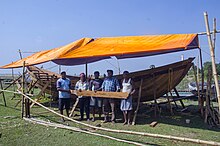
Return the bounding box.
[56,70,135,125]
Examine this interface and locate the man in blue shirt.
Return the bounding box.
[57,71,71,122]
[101,70,120,123]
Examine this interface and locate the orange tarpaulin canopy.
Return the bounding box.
[1,38,93,68]
[1,34,199,68]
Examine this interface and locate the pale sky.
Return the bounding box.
[0,0,220,75]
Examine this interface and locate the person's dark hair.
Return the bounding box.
[123,71,129,74]
[107,70,113,74]
[94,71,100,75]
[80,73,85,77]
[61,71,66,75]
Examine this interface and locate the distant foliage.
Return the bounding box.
[203,61,220,77]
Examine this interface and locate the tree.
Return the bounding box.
[203,61,220,78]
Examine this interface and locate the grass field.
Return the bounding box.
[0,89,220,146]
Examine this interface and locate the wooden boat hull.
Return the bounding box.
[27,58,194,102]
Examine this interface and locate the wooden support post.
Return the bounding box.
[204,68,212,123]
[11,66,16,99]
[85,62,88,78]
[58,65,61,74]
[167,68,174,115]
[174,88,185,108]
[0,79,7,106]
[18,49,23,59]
[192,63,202,115]
[69,98,79,117]
[132,78,143,125]
[199,49,205,115]
[25,97,30,118]
[21,61,25,118]
[152,74,159,117]
[204,12,220,116]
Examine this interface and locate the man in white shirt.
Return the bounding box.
[75,73,90,121]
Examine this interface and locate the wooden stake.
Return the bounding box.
[192,63,202,114]
[0,79,6,106]
[173,88,185,108]
[204,12,220,115]
[132,78,143,125]
[69,98,79,117]
[11,65,16,99]
[199,48,205,115]
[197,55,204,116]
[204,68,212,123]
[85,62,88,78]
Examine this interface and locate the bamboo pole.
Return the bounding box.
[204,12,220,114]
[24,117,146,146]
[213,18,216,51]
[1,89,220,146]
[197,30,220,35]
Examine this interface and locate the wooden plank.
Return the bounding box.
[132,78,143,125]
[70,90,129,99]
[69,98,79,117]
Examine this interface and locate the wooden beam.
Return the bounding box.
[173,88,185,108]
[69,98,79,117]
[132,78,143,125]
[70,90,129,99]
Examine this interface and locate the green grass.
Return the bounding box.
[0,89,220,146]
